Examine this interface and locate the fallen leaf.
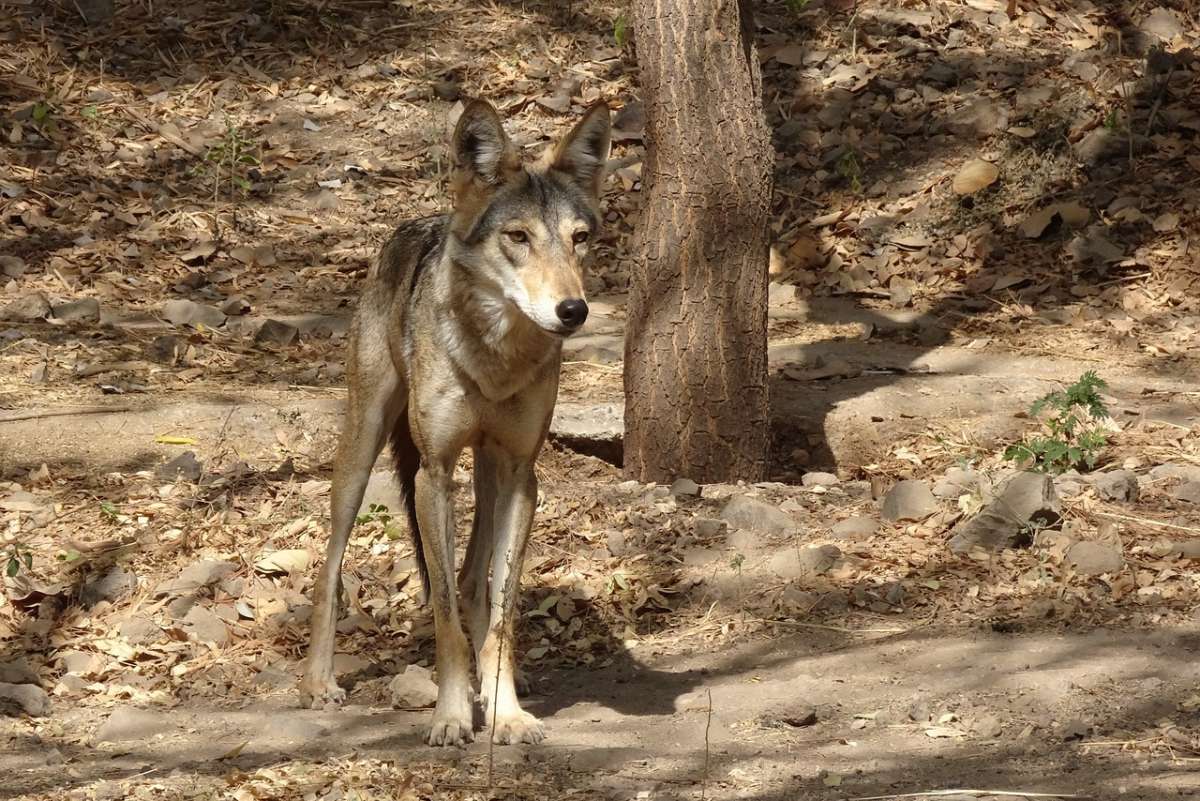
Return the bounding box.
[155,435,196,445]
[952,159,999,194]
[254,549,312,575]
[924,726,967,738]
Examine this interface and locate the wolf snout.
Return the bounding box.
[555,298,588,330]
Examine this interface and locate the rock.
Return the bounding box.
[971,713,1003,738]
[81,567,137,607]
[670,478,701,498]
[255,319,300,346]
[389,665,438,708]
[801,471,839,487]
[948,472,1060,553]
[0,682,51,716]
[1074,128,1121,165]
[183,606,229,645]
[51,297,100,323]
[932,466,987,499]
[154,559,237,597]
[1095,470,1139,503]
[156,451,203,482]
[220,296,251,316]
[682,548,721,567]
[694,518,726,538]
[0,255,26,277]
[779,706,818,727]
[162,299,226,329]
[57,651,103,676]
[1174,482,1200,504]
[2,293,50,321]
[0,659,40,685]
[55,674,91,694]
[94,707,174,743]
[549,402,623,464]
[333,653,369,675]
[1141,8,1183,41]
[432,79,460,101]
[605,530,629,557]
[947,98,1005,138]
[881,480,938,522]
[720,495,796,535]
[118,616,163,645]
[1067,541,1124,575]
[1170,540,1200,560]
[726,528,759,555]
[1151,463,1200,484]
[829,517,879,541]
[768,545,841,580]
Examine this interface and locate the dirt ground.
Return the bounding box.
[2,1,1200,800]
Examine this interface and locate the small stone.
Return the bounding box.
[156,451,203,482]
[0,659,40,685]
[780,706,818,727]
[432,80,461,101]
[0,682,51,716]
[694,518,726,539]
[972,713,1003,738]
[605,530,628,557]
[333,653,369,675]
[118,616,163,645]
[801,471,839,487]
[55,674,91,694]
[57,651,102,676]
[881,480,939,522]
[389,664,438,708]
[255,319,300,346]
[932,466,987,499]
[829,517,879,541]
[768,545,841,579]
[1141,8,1183,41]
[1095,470,1139,503]
[220,296,251,316]
[162,299,226,329]
[51,297,100,323]
[183,606,229,645]
[94,707,174,743]
[670,478,701,498]
[154,559,237,597]
[81,567,137,607]
[1174,482,1200,504]
[2,292,50,321]
[720,495,796,535]
[948,472,1061,553]
[1150,463,1200,484]
[1074,128,1120,165]
[1066,541,1124,576]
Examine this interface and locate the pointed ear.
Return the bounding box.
[451,99,519,186]
[550,101,611,198]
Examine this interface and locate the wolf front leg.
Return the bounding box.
[300,344,401,709]
[414,458,476,746]
[478,450,544,744]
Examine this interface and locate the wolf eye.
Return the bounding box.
[504,229,529,245]
[572,230,590,245]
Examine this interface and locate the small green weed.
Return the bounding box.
[31,100,58,135]
[194,118,260,200]
[99,500,120,522]
[613,13,629,47]
[836,149,863,193]
[5,542,33,577]
[355,503,392,527]
[1003,371,1110,474]
[786,0,812,12]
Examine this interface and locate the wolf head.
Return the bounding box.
[446,99,611,337]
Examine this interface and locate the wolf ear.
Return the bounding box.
[451,99,519,186]
[550,101,611,198]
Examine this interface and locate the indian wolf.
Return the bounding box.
[300,99,611,747]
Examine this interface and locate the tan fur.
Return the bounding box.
[300,100,611,747]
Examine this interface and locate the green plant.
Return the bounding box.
[196,117,260,200]
[1003,371,1110,474]
[836,149,863,193]
[786,0,812,12]
[5,542,32,577]
[355,503,392,527]
[31,100,58,135]
[613,13,629,47]
[99,500,120,523]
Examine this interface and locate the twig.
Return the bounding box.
[700,689,712,801]
[847,790,1090,800]
[1096,511,1200,535]
[487,620,504,789]
[765,618,909,634]
[0,405,136,423]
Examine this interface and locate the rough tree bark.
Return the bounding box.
[624,0,774,483]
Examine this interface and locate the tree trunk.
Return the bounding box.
[623,0,774,483]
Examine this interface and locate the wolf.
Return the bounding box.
[299,98,611,747]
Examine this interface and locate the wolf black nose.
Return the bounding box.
[555,299,589,329]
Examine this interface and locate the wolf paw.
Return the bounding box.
[298,676,346,709]
[492,709,545,745]
[427,712,475,747]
